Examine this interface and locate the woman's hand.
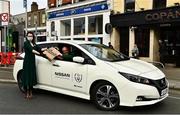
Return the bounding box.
[41,48,47,52]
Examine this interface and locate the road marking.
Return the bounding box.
[168,96,180,100]
[0,79,16,84]
[0,70,12,73]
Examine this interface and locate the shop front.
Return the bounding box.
[47,1,111,45]
[111,6,180,66]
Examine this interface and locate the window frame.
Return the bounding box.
[88,15,103,35]
[153,0,166,9]
[60,19,71,36]
[124,0,135,13]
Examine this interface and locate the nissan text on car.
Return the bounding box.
[13,41,169,110]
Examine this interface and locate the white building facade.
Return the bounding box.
[46,0,111,45]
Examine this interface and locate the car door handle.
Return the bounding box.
[52,64,60,67]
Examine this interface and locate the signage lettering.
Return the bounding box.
[145,10,180,21]
[55,72,70,78]
[48,3,108,19]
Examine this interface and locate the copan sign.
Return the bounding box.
[145,10,180,21]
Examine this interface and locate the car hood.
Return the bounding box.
[107,59,158,75]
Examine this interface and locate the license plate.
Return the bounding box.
[161,88,168,96]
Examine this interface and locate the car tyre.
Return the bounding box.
[92,82,120,111]
[17,71,25,93]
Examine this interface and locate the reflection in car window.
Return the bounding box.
[80,44,130,62]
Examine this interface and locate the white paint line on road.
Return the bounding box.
[168,96,180,100]
[0,70,13,73]
[0,79,16,84]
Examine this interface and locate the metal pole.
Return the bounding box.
[4,26,6,52]
[4,26,7,67]
[25,5,28,35]
[35,21,37,42]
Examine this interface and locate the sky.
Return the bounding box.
[10,0,47,15]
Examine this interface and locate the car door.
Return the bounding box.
[35,43,54,86]
[51,44,89,93]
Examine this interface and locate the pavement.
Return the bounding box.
[0,64,180,90]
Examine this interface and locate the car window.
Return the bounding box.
[54,43,95,65]
[38,43,95,65]
[38,43,60,60]
[80,44,130,62]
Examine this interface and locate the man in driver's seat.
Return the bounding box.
[61,46,74,61]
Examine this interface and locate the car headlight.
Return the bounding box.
[119,72,151,85]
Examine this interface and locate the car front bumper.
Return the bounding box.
[117,78,169,107]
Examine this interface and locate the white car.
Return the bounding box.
[13,41,169,110]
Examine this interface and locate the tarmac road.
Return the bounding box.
[0,83,180,114]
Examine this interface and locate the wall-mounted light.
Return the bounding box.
[174,3,180,6]
[110,10,115,15]
[116,11,121,14]
[130,26,137,31]
[140,8,144,11]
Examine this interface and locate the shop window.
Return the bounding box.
[51,21,55,36]
[125,0,135,13]
[153,0,166,9]
[74,17,85,35]
[135,28,150,57]
[88,37,102,44]
[88,15,103,35]
[60,19,71,36]
[73,38,85,40]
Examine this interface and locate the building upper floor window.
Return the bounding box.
[125,0,135,13]
[28,16,31,26]
[57,0,87,7]
[48,0,56,8]
[34,15,38,25]
[42,14,46,24]
[153,0,166,9]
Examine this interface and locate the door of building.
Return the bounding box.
[119,27,129,56]
[160,26,180,64]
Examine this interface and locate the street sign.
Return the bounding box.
[0,13,8,22]
[23,0,27,8]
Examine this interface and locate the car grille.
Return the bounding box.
[151,78,167,96]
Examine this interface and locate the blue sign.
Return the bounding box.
[48,3,108,19]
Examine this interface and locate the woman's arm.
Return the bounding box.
[32,50,40,55]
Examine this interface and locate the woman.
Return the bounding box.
[22,32,41,99]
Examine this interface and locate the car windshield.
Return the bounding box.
[80,44,130,62]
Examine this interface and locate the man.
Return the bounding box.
[159,40,167,66]
[108,42,113,49]
[132,44,139,59]
[61,46,74,61]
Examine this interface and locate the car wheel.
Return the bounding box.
[92,82,120,110]
[17,71,25,93]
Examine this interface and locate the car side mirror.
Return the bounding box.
[73,56,85,64]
